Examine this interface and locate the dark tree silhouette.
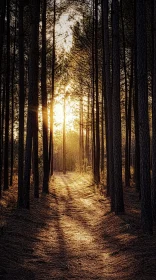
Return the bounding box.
[94,0,100,184]
[136,0,153,234]
[10,1,17,187]
[23,0,40,208]
[49,0,56,178]
[41,0,49,193]
[151,0,156,220]
[4,0,10,191]
[112,0,124,214]
[18,0,25,207]
[102,0,115,210]
[0,0,6,197]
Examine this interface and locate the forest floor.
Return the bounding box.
[0,172,156,280]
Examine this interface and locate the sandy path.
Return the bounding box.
[1,172,156,279]
[32,173,110,279]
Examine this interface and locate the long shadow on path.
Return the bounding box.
[1,173,155,280]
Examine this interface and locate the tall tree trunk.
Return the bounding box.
[112,0,124,214]
[103,87,109,196]
[10,2,17,187]
[134,3,140,193]
[2,82,6,165]
[102,0,115,208]
[85,91,90,168]
[127,47,134,185]
[41,0,49,193]
[0,1,6,67]
[92,0,96,178]
[94,0,100,184]
[4,0,10,191]
[18,0,25,207]
[0,0,6,197]
[23,0,40,208]
[63,95,66,174]
[120,0,129,188]
[101,87,104,174]
[81,96,84,169]
[32,0,40,199]
[49,0,56,176]
[79,97,83,172]
[92,89,95,178]
[151,0,156,220]
[136,0,153,234]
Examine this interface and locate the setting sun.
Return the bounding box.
[54,96,78,132]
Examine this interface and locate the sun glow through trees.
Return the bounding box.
[54,95,78,132]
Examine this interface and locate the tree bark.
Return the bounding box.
[49,0,56,177]
[151,0,156,220]
[94,0,100,184]
[63,96,66,174]
[10,1,17,187]
[102,0,115,208]
[0,0,6,196]
[91,0,96,179]
[23,0,40,208]
[136,0,153,234]
[120,0,129,188]
[18,0,25,207]
[41,0,49,193]
[112,0,124,214]
[134,2,140,193]
[4,0,10,191]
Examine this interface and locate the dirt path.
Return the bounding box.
[0,173,156,279]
